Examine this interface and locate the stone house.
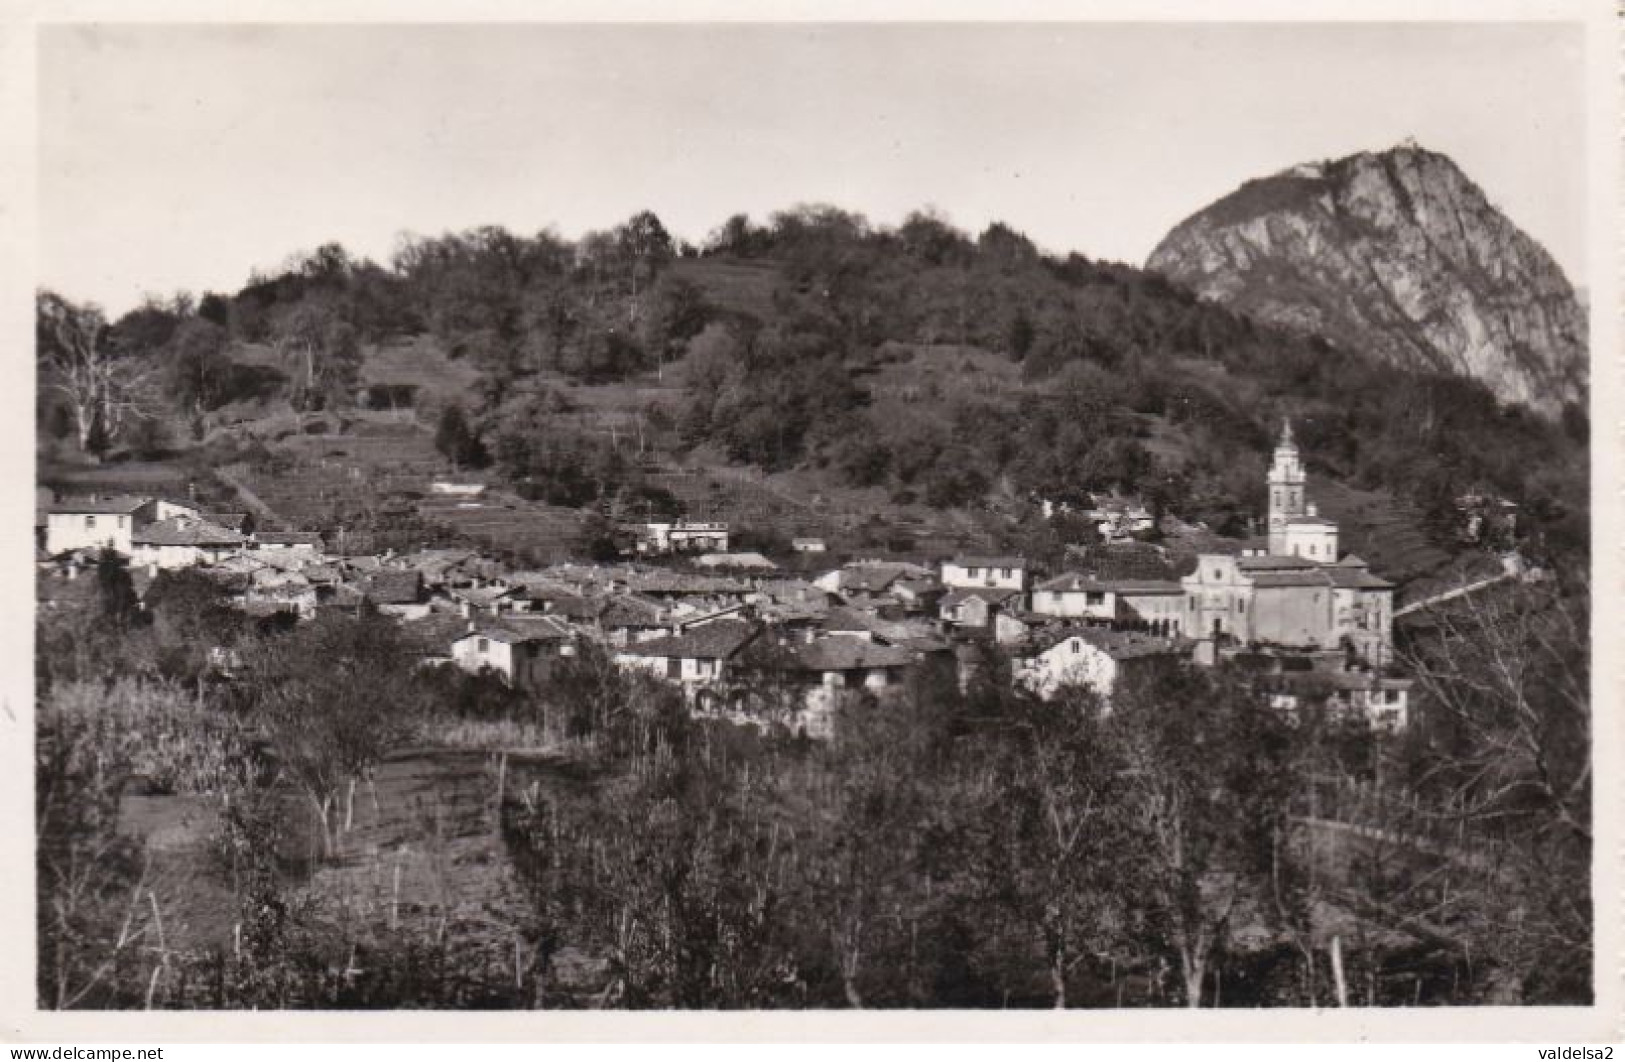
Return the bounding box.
[778,636,916,738]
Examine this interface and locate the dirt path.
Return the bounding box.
[213,463,282,526]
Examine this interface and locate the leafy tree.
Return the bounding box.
[434,401,487,471]
[641,273,710,378]
[93,549,140,630]
[165,317,231,416]
[573,510,624,562]
[616,210,675,301]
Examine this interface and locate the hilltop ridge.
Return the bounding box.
[1147,143,1587,416]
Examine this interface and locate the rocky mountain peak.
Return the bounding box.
[1146,144,1586,416]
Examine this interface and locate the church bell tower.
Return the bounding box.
[1267,419,1306,555]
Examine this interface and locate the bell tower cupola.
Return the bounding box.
[1268,419,1306,555]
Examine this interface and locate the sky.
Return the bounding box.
[37,21,1588,316]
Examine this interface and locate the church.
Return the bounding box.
[1180,422,1395,665]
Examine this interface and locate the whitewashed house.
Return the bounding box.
[130,517,248,570]
[615,619,760,704]
[450,615,576,691]
[940,555,1029,594]
[1013,628,1188,704]
[45,496,157,556]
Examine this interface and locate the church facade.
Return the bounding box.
[1180,422,1395,664]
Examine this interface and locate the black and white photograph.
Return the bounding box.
[8,2,1619,1041]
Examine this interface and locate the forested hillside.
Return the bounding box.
[37,204,1590,572]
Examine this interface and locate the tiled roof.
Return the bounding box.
[791,636,915,671]
[1236,554,1321,571]
[539,593,605,620]
[361,570,423,605]
[203,512,251,531]
[1103,579,1182,595]
[598,595,670,628]
[822,605,883,632]
[48,495,151,515]
[942,587,1022,608]
[626,572,751,596]
[460,614,575,644]
[1251,571,1334,589]
[839,567,904,593]
[1326,568,1394,590]
[753,579,830,603]
[132,518,246,547]
[452,584,519,607]
[398,613,476,655]
[619,619,759,661]
[1034,574,1177,595]
[1030,628,1189,662]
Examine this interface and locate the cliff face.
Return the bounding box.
[1146,145,1586,415]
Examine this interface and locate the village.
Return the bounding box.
[37,422,1415,736]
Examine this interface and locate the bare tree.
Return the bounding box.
[1389,577,1591,1001]
[37,290,157,456]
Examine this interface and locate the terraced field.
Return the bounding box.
[415,493,583,565]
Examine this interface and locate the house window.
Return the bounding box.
[1212,569,1221,580]
[966,567,980,578]
[85,516,96,529]
[1001,567,1013,579]
[666,657,681,679]
[476,638,489,653]
[1071,639,1080,654]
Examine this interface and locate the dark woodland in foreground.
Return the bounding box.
[36,161,1591,1008]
